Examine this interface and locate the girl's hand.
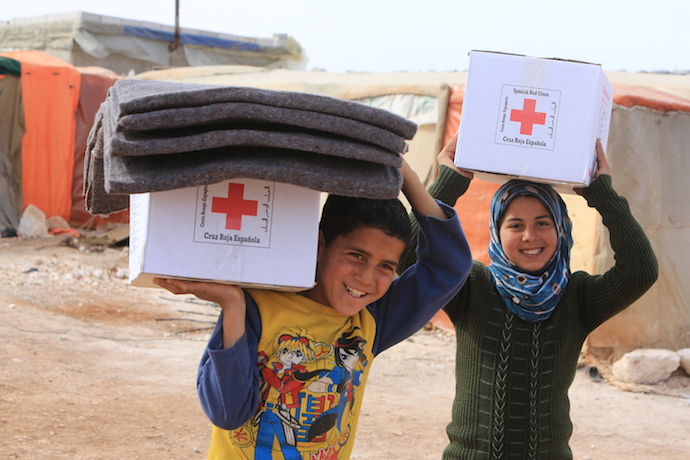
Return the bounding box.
[592,138,611,179]
[575,138,610,195]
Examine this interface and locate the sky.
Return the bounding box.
[3,0,689,74]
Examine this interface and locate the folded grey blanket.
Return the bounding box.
[84,111,129,215]
[104,147,402,199]
[112,79,418,140]
[103,81,408,164]
[110,127,403,167]
[86,101,404,215]
[85,80,416,215]
[116,101,409,154]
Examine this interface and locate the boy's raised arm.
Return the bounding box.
[400,156,448,219]
[153,278,247,348]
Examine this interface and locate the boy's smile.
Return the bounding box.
[305,226,406,317]
[499,196,558,272]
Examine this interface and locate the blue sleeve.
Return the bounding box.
[369,201,472,354]
[196,290,262,430]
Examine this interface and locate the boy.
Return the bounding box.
[154,157,472,459]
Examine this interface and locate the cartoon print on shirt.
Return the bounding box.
[253,328,316,460]
[232,326,369,460]
[301,328,368,446]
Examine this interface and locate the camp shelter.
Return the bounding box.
[585,73,690,361]
[0,50,127,230]
[0,50,80,228]
[134,65,690,361]
[0,12,307,76]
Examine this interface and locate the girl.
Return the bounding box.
[400,138,658,459]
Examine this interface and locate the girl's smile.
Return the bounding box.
[499,196,558,272]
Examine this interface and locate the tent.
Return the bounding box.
[2,52,688,360]
[132,65,690,361]
[0,12,307,76]
[0,50,128,230]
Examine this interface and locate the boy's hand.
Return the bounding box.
[154,278,243,306]
[400,156,447,220]
[438,132,473,179]
[574,138,610,195]
[153,278,246,347]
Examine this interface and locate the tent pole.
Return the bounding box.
[170,0,181,52]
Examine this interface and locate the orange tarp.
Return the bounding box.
[611,83,690,113]
[70,66,128,227]
[0,51,81,221]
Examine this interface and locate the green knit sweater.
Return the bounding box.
[401,166,658,460]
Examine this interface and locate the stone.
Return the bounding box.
[17,205,49,238]
[612,348,680,385]
[46,215,71,230]
[677,348,690,376]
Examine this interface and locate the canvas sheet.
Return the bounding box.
[587,105,690,358]
[0,74,24,230]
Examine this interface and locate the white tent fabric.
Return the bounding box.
[586,106,690,360]
[0,13,307,76]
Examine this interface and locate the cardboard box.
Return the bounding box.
[129,178,321,291]
[455,50,613,191]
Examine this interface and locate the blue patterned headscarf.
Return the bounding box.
[488,180,573,322]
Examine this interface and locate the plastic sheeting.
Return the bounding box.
[586,106,690,360]
[0,51,81,223]
[71,66,129,226]
[0,12,307,76]
[0,51,129,228]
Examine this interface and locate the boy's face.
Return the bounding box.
[306,225,406,317]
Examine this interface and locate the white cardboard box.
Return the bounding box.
[129,178,321,291]
[455,50,613,191]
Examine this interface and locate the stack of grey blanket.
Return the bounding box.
[85,79,418,215]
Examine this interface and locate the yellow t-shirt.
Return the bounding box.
[207,289,377,460]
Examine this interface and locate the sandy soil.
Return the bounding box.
[1,233,689,459]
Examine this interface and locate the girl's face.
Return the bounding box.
[499,196,558,272]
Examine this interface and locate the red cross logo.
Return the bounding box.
[211,183,258,230]
[510,98,546,135]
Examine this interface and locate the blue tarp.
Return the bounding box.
[123,25,261,52]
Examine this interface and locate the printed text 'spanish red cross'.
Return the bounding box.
[212,183,258,230]
[510,98,546,135]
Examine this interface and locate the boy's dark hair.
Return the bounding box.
[319,195,411,248]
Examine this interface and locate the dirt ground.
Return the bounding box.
[1,232,690,460]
